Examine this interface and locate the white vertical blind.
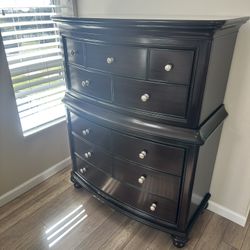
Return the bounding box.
[0,0,73,135]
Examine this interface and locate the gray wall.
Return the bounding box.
[76,0,250,221]
[0,33,70,196]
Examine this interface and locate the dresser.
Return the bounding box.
[54,17,249,248]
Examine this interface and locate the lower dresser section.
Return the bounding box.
[74,155,178,224]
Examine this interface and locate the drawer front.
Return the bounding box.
[149,48,194,84]
[65,38,84,65]
[75,157,177,223]
[113,158,180,201]
[69,66,112,101]
[70,112,111,150]
[73,135,112,174]
[112,132,185,176]
[86,43,147,78]
[113,77,189,117]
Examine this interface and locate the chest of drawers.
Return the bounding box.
[54,17,249,248]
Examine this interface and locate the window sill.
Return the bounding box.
[23,116,66,137]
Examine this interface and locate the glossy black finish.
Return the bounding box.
[68,65,112,102]
[112,131,185,176]
[55,17,249,248]
[113,76,189,118]
[86,43,147,79]
[148,48,194,84]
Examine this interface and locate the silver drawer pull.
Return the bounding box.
[80,167,87,173]
[106,57,114,64]
[84,152,92,159]
[70,49,78,56]
[82,129,90,136]
[138,175,146,184]
[164,64,173,72]
[139,150,147,159]
[81,80,90,87]
[150,202,157,212]
[141,93,150,102]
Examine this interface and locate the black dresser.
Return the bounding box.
[54,17,249,247]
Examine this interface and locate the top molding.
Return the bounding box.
[53,16,249,38]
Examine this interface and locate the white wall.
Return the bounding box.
[76,0,250,224]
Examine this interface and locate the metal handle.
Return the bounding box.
[138,175,146,184]
[80,167,87,174]
[141,94,150,102]
[70,49,78,56]
[84,152,92,159]
[82,129,90,136]
[81,80,90,87]
[164,64,173,72]
[106,57,114,64]
[150,202,157,212]
[139,150,147,159]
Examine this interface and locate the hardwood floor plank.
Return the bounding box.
[241,221,250,250]
[75,211,128,250]
[101,219,141,250]
[146,230,172,250]
[194,214,229,250]
[217,242,238,250]
[122,224,158,250]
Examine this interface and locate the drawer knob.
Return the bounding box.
[81,80,90,87]
[150,202,157,212]
[84,152,92,159]
[138,175,146,184]
[106,57,114,64]
[82,129,90,136]
[70,49,78,56]
[164,64,173,72]
[80,167,87,173]
[139,150,147,159]
[141,94,150,102]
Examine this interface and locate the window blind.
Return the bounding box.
[0,1,72,135]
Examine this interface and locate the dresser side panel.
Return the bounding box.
[199,33,238,124]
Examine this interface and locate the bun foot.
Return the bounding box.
[74,182,82,189]
[172,235,187,248]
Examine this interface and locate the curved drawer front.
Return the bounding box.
[86,43,147,78]
[112,132,185,176]
[75,157,177,223]
[70,112,111,150]
[65,38,85,65]
[149,48,194,84]
[73,135,112,174]
[69,65,112,101]
[113,77,189,117]
[113,158,181,200]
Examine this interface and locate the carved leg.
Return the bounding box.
[171,235,187,248]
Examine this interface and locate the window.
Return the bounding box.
[0,0,74,136]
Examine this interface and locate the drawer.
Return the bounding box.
[65,38,85,65]
[73,135,112,174]
[148,48,194,84]
[113,158,181,201]
[112,132,185,176]
[69,65,112,101]
[70,112,111,150]
[113,77,189,117]
[75,158,177,223]
[86,43,147,78]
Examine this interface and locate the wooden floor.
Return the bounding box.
[0,168,249,250]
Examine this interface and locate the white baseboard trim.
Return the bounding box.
[0,157,71,208]
[208,200,247,227]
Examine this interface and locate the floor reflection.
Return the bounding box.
[45,204,88,248]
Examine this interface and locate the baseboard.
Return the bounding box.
[0,157,71,208]
[208,200,247,227]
